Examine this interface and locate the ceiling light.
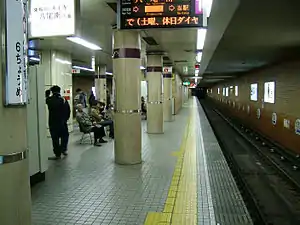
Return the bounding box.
[67,37,102,50]
[29,57,40,62]
[106,72,113,75]
[55,58,71,65]
[140,66,146,70]
[197,28,207,50]
[72,65,95,72]
[203,0,213,17]
[196,52,202,63]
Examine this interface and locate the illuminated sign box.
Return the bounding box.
[264,81,275,103]
[118,0,203,29]
[29,0,76,38]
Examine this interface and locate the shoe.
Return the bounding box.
[48,156,61,160]
[99,139,108,143]
[62,151,68,156]
[94,143,102,147]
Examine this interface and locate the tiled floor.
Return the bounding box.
[31,98,253,225]
[31,107,188,225]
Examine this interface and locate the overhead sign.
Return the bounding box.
[5,0,28,105]
[119,0,203,29]
[30,0,75,38]
[183,81,190,86]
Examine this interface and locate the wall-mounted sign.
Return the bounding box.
[118,0,203,29]
[272,112,277,125]
[30,0,75,38]
[264,81,275,104]
[235,85,238,96]
[5,0,28,105]
[225,87,229,97]
[283,119,290,129]
[163,66,172,74]
[250,83,258,101]
[295,119,300,135]
[72,69,80,74]
[257,108,261,119]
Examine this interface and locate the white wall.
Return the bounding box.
[41,50,73,157]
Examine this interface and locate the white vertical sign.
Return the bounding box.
[5,0,28,105]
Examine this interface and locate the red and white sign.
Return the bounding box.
[163,66,172,74]
[72,69,80,74]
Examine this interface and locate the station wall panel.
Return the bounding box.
[208,60,300,154]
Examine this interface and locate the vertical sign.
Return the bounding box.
[5,0,28,105]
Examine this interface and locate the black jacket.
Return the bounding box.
[46,93,70,127]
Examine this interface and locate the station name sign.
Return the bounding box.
[118,0,203,29]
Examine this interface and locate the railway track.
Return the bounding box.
[200,99,300,225]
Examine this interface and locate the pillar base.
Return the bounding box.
[115,159,143,165]
[147,131,164,134]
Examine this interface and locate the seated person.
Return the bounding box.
[76,104,107,146]
[90,101,114,138]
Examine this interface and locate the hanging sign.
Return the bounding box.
[118,0,203,29]
[29,0,76,38]
[5,0,28,105]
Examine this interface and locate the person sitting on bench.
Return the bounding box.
[76,104,107,146]
[90,101,114,139]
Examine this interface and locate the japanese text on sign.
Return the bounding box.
[126,16,199,27]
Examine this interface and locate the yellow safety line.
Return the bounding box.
[144,104,197,225]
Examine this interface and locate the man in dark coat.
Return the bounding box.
[46,85,70,160]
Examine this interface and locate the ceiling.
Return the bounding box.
[201,0,300,84]
[32,0,199,78]
[31,0,300,86]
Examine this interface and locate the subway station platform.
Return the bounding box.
[31,98,253,225]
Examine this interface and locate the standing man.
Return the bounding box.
[46,85,71,160]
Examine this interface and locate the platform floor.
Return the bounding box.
[31,98,252,225]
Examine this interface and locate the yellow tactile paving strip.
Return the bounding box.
[144,106,197,225]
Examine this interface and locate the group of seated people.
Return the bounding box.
[76,100,114,146]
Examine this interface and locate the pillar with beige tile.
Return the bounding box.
[146,54,164,133]
[0,0,31,223]
[163,69,173,122]
[95,66,107,103]
[113,30,142,165]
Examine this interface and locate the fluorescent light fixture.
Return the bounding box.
[196,52,203,62]
[67,37,102,50]
[55,58,71,65]
[72,65,95,72]
[106,72,113,75]
[197,28,207,50]
[203,0,213,17]
[30,57,40,62]
[140,66,146,70]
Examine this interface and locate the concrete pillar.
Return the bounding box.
[163,71,173,122]
[113,30,142,165]
[146,55,164,133]
[0,0,31,223]
[95,66,107,103]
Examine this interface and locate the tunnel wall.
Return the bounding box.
[207,60,300,154]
